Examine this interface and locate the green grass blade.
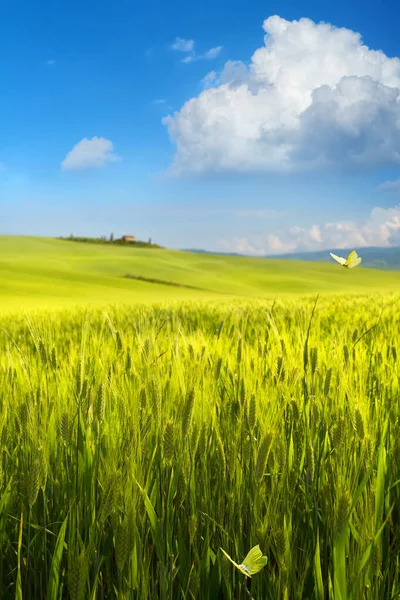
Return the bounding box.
[47,516,68,600]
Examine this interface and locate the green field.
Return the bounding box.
[1,237,400,598]
[2,236,400,312]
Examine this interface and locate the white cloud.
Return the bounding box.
[46,59,56,66]
[154,98,166,104]
[172,37,195,53]
[220,237,267,256]
[182,55,195,64]
[204,46,223,60]
[201,71,217,89]
[171,37,222,64]
[61,137,119,172]
[377,178,400,192]
[163,15,400,175]
[221,205,400,255]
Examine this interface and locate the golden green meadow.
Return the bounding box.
[1,237,400,599]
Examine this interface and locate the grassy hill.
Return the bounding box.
[1,236,400,312]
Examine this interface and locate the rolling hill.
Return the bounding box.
[1,236,400,312]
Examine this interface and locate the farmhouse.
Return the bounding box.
[121,235,136,242]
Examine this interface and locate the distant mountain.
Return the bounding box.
[182,248,243,256]
[183,246,400,269]
[270,246,400,269]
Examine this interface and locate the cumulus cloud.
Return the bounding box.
[221,205,400,255]
[61,137,119,172]
[163,15,400,175]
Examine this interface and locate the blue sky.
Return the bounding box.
[1,0,400,254]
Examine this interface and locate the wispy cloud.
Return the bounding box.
[131,207,287,219]
[46,59,56,66]
[171,37,222,64]
[224,209,286,218]
[61,137,119,172]
[153,98,166,105]
[182,55,195,64]
[377,179,400,193]
[201,71,217,89]
[171,37,195,53]
[203,46,223,59]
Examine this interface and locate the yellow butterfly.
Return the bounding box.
[330,250,362,269]
[220,544,267,578]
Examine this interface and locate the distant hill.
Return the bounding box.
[183,248,242,256]
[3,236,400,312]
[184,246,400,270]
[272,246,400,270]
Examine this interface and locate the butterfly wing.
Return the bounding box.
[344,250,357,266]
[347,257,362,269]
[241,545,268,576]
[344,250,362,269]
[221,545,267,578]
[220,548,253,578]
[330,252,346,266]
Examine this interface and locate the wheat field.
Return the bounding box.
[0,294,399,599]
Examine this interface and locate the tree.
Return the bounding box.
[110,233,114,242]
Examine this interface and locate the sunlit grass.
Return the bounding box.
[0,295,399,598]
[2,236,400,313]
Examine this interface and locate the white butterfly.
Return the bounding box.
[220,545,267,578]
[330,250,362,269]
